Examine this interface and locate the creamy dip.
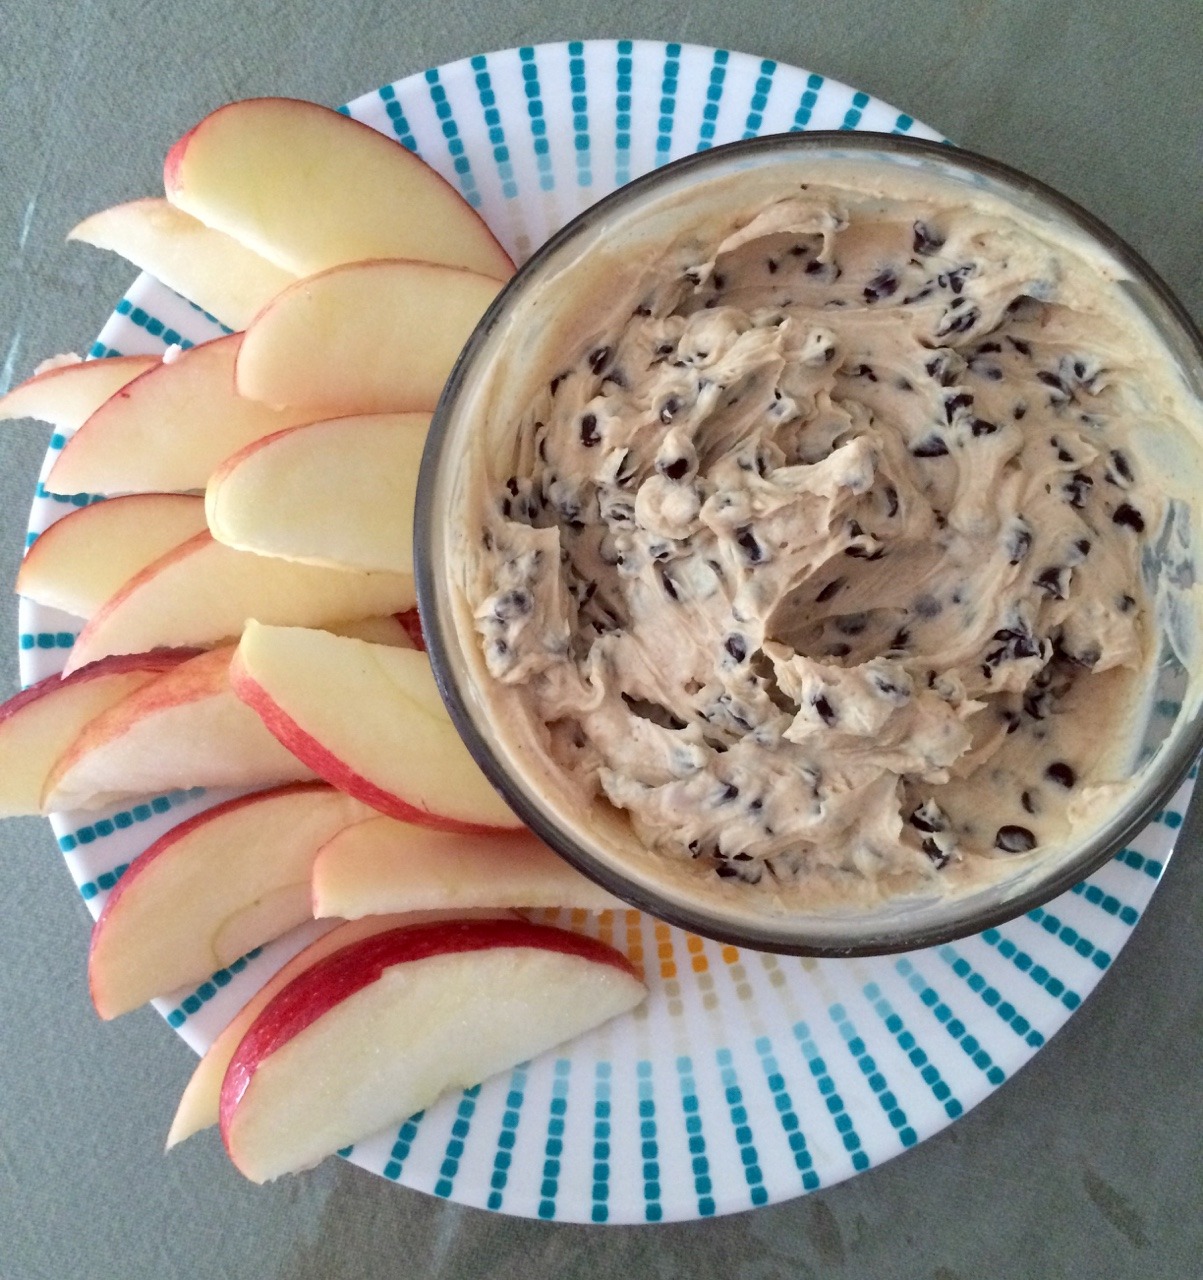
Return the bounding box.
[457,159,1200,909]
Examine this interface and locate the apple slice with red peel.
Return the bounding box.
[0,651,196,817]
[43,645,316,812]
[17,494,207,618]
[396,609,425,651]
[167,908,516,1149]
[312,819,622,917]
[219,918,644,1182]
[205,413,428,572]
[231,623,520,833]
[235,259,502,415]
[0,355,158,430]
[68,199,296,330]
[47,334,318,497]
[88,782,374,1019]
[163,97,514,281]
[64,531,415,675]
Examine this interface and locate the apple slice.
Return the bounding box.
[235,259,502,414]
[0,355,158,430]
[64,531,415,675]
[230,623,520,833]
[167,908,517,1149]
[312,819,622,917]
[163,97,514,280]
[0,651,196,817]
[16,494,207,618]
[68,199,296,330]
[205,413,428,572]
[43,646,316,812]
[220,918,644,1182]
[88,782,375,1019]
[47,334,319,496]
[328,615,414,649]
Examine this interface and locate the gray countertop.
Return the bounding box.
[1,2,1200,1276]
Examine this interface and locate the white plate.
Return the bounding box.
[19,39,1193,1223]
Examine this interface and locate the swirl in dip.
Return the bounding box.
[454,153,1201,913]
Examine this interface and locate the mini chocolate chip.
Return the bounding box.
[579,413,600,447]
[633,304,652,317]
[848,362,878,380]
[816,578,845,603]
[1117,593,1137,613]
[549,373,566,396]
[1112,503,1145,532]
[970,417,999,436]
[976,342,1002,355]
[863,270,899,303]
[1064,472,1093,508]
[944,390,974,422]
[889,627,911,651]
[659,568,680,601]
[1021,790,1038,815]
[909,803,945,834]
[914,594,942,618]
[884,485,899,518]
[936,305,981,337]
[1110,449,1134,483]
[719,783,740,803]
[1075,538,1092,557]
[995,825,1037,853]
[804,259,824,275]
[835,613,869,635]
[827,642,852,658]
[1000,709,1021,734]
[1035,566,1068,599]
[1003,522,1034,563]
[493,589,533,621]
[1008,336,1033,357]
[1038,369,1069,395]
[588,346,612,376]
[660,457,690,480]
[724,634,747,662]
[735,526,766,564]
[1046,761,1076,788]
[922,837,951,869]
[812,694,837,726]
[911,434,950,458]
[913,221,945,255]
[715,863,740,878]
[939,265,973,294]
[659,396,682,425]
[1014,403,1028,420]
[767,258,779,274]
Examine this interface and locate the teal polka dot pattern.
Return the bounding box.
[21,40,1192,1224]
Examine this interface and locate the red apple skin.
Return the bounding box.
[228,652,511,836]
[395,609,425,651]
[0,650,197,726]
[162,123,198,195]
[86,779,337,1012]
[219,918,638,1140]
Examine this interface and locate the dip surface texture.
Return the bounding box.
[467,174,1172,905]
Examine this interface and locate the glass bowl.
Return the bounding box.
[415,132,1203,956]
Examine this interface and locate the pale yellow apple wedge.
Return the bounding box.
[329,615,414,648]
[235,259,502,414]
[312,818,622,918]
[230,622,521,833]
[87,782,375,1019]
[17,494,207,618]
[46,334,319,496]
[163,97,514,280]
[68,199,296,330]
[0,355,158,430]
[64,531,415,675]
[205,413,428,572]
[0,651,197,818]
[167,909,517,1149]
[43,646,316,812]
[219,919,644,1182]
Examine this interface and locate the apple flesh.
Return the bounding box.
[0,651,196,817]
[396,609,425,651]
[312,818,623,917]
[47,334,319,497]
[235,259,502,415]
[163,97,514,280]
[16,494,207,618]
[0,355,157,430]
[87,782,374,1019]
[43,646,316,812]
[166,909,517,1149]
[327,616,414,648]
[68,199,295,330]
[64,531,415,675]
[219,918,644,1182]
[205,413,428,572]
[230,622,521,833]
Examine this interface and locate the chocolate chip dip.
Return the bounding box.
[452,152,1203,912]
